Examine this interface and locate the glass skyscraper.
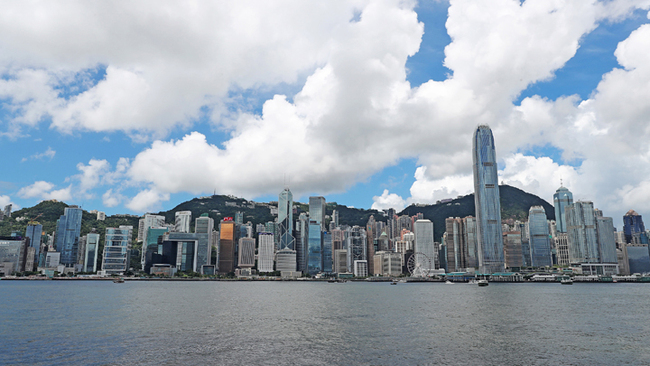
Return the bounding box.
[278,188,295,250]
[55,205,83,266]
[553,185,573,233]
[102,226,133,275]
[528,206,552,267]
[472,125,504,274]
[623,210,647,244]
[565,201,599,263]
[307,221,322,275]
[309,196,326,231]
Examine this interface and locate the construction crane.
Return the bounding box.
[28,213,43,226]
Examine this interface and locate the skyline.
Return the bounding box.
[2,1,650,227]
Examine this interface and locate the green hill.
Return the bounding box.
[399,185,555,242]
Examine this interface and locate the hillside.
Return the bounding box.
[399,185,555,242]
[0,185,554,248]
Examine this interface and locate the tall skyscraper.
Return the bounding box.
[307,221,322,275]
[238,237,256,268]
[472,125,505,274]
[462,216,478,268]
[278,189,295,250]
[102,226,133,275]
[623,210,647,244]
[84,231,100,272]
[175,211,192,233]
[414,219,435,273]
[565,201,599,263]
[139,214,166,266]
[309,196,326,231]
[553,185,573,233]
[218,219,236,274]
[25,223,43,264]
[257,232,275,273]
[528,206,552,267]
[55,205,83,266]
[194,214,214,270]
[366,215,376,275]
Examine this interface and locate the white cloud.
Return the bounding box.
[371,189,407,211]
[75,159,111,194]
[126,188,170,213]
[102,189,124,208]
[17,181,72,202]
[22,147,56,162]
[0,195,16,210]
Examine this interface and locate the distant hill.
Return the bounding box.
[0,184,554,246]
[400,185,555,242]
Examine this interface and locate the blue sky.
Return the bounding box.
[1,1,650,228]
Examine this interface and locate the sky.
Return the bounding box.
[1,0,650,228]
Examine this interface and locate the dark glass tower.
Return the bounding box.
[553,185,573,233]
[472,125,504,274]
[623,210,647,244]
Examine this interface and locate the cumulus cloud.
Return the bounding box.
[17,181,72,202]
[371,189,407,211]
[4,0,650,223]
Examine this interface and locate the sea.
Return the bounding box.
[1,280,649,366]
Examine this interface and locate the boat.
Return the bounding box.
[445,280,455,285]
[391,281,398,285]
[477,279,489,287]
[113,277,125,283]
[560,278,573,285]
[327,278,337,283]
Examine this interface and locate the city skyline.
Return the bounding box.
[1,1,650,226]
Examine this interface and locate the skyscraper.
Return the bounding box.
[553,185,573,233]
[238,237,256,268]
[175,211,192,233]
[218,219,236,274]
[414,219,435,273]
[102,226,133,275]
[472,125,504,274]
[309,196,326,231]
[194,214,214,270]
[257,232,275,273]
[623,210,647,244]
[55,205,83,266]
[565,201,599,264]
[528,206,552,267]
[25,223,43,264]
[139,214,166,266]
[278,189,295,250]
[307,221,322,275]
[84,230,100,272]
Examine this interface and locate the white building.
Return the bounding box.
[175,211,192,233]
[258,232,275,272]
[354,260,368,277]
[414,219,436,272]
[238,238,256,268]
[276,248,297,272]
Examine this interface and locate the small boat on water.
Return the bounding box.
[391,281,398,285]
[560,278,573,285]
[445,280,455,285]
[113,277,125,283]
[477,279,489,287]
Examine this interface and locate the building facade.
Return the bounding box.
[55,205,83,266]
[102,226,133,275]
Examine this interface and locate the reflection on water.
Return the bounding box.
[2,281,650,365]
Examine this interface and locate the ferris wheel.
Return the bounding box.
[407,252,431,277]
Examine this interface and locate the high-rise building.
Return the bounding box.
[102,226,133,275]
[218,219,236,274]
[528,206,552,267]
[55,205,83,267]
[565,201,599,264]
[555,233,569,266]
[553,185,573,233]
[139,214,166,266]
[307,221,322,275]
[373,251,402,276]
[25,223,43,264]
[502,231,523,269]
[309,196,326,231]
[323,232,333,273]
[414,219,435,272]
[175,211,192,233]
[366,215,376,275]
[347,226,367,274]
[238,237,256,268]
[276,248,297,272]
[472,125,505,274]
[84,231,100,272]
[354,260,368,277]
[258,232,275,273]
[462,216,478,268]
[3,204,12,218]
[334,249,348,274]
[0,236,28,275]
[194,214,214,270]
[596,216,617,264]
[445,217,466,272]
[623,210,647,244]
[295,213,308,272]
[278,189,295,250]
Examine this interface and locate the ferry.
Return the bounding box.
[477,279,489,287]
[560,278,573,285]
[113,277,125,283]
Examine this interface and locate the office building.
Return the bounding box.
[555,233,570,266]
[323,232,333,273]
[414,219,435,272]
[139,214,166,265]
[502,232,523,269]
[309,196,326,231]
[623,210,647,244]
[276,248,297,272]
[625,244,650,274]
[334,249,348,274]
[25,223,43,265]
[565,201,599,264]
[0,236,28,275]
[373,251,402,276]
[101,226,133,275]
[84,231,100,272]
[528,206,552,267]
[238,237,256,268]
[366,215,376,275]
[258,232,275,273]
[354,260,368,277]
[55,205,83,266]
[194,214,214,270]
[472,125,505,273]
[218,219,237,274]
[553,185,573,233]
[347,226,367,274]
[175,211,192,233]
[295,213,308,272]
[307,221,322,275]
[278,188,295,250]
[596,216,617,264]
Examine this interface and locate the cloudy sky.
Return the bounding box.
[1,0,650,227]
